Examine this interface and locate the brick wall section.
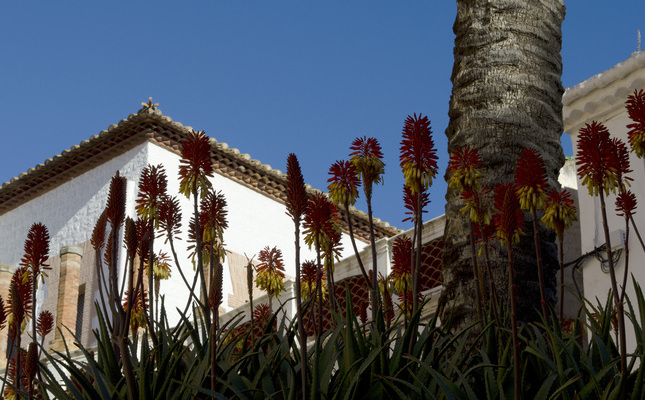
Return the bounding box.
[0,264,15,368]
[50,246,83,352]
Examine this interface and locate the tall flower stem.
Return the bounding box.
[287,154,309,400]
[193,187,211,331]
[531,208,548,322]
[315,240,324,337]
[482,241,500,327]
[293,221,307,400]
[629,214,645,253]
[168,236,204,316]
[366,196,379,322]
[411,192,423,315]
[506,242,520,400]
[558,236,565,325]
[148,237,155,327]
[598,190,627,389]
[619,217,630,305]
[468,222,484,327]
[342,205,370,286]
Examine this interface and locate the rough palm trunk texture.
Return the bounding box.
[442,0,566,328]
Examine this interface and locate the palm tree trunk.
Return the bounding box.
[442,0,566,329]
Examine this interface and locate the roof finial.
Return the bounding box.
[142,97,159,110]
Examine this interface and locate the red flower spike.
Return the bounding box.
[541,189,577,239]
[8,268,32,332]
[285,154,309,221]
[136,164,168,227]
[36,310,54,338]
[179,130,214,198]
[135,218,153,261]
[124,217,138,261]
[403,185,429,223]
[303,192,341,251]
[0,297,6,331]
[349,136,385,197]
[209,263,223,310]
[493,182,525,246]
[25,342,38,381]
[200,190,228,246]
[20,222,50,284]
[158,195,182,240]
[390,236,412,294]
[328,160,361,207]
[103,235,114,267]
[611,138,633,189]
[400,113,439,194]
[616,190,637,218]
[626,89,645,158]
[91,209,108,251]
[301,260,326,301]
[255,246,286,298]
[514,148,549,211]
[576,121,620,196]
[447,146,484,191]
[106,171,127,228]
[189,191,228,265]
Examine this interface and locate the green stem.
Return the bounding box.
[366,195,379,323]
[558,236,565,326]
[507,242,520,400]
[531,208,548,322]
[344,203,371,286]
[482,239,500,328]
[193,187,211,331]
[468,222,484,328]
[293,220,308,400]
[598,190,627,398]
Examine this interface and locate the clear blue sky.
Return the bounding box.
[1,2,644,231]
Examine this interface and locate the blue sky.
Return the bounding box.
[1,2,644,231]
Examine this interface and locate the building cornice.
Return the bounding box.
[563,50,645,135]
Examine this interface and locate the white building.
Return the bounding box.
[563,50,645,349]
[0,102,400,365]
